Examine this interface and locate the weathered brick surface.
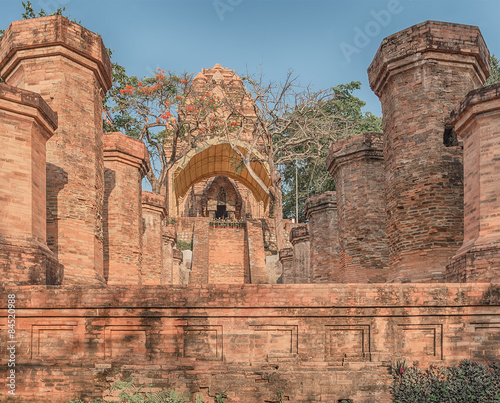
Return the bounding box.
[162,224,176,284]
[103,133,149,285]
[1,283,500,402]
[290,225,310,283]
[209,226,247,284]
[278,248,293,283]
[0,83,61,285]
[304,191,341,283]
[172,248,183,284]
[246,219,269,284]
[368,21,490,282]
[142,191,167,285]
[327,133,388,283]
[447,84,500,282]
[0,16,112,285]
[190,218,210,284]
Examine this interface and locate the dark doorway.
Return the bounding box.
[216,205,227,219]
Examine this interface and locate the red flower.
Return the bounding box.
[181,79,187,83]
[138,82,142,86]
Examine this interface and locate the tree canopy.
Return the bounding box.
[281,81,382,222]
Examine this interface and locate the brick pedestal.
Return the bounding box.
[447,84,500,282]
[142,192,167,285]
[327,133,388,283]
[368,21,490,282]
[290,225,310,284]
[0,16,112,285]
[304,191,341,283]
[279,248,294,284]
[0,84,61,284]
[103,133,149,285]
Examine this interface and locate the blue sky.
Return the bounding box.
[1,0,499,116]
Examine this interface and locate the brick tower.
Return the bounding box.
[0,16,112,285]
[368,21,490,282]
[447,84,500,282]
[327,133,388,282]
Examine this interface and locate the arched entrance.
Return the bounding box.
[169,138,271,219]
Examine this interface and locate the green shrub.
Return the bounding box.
[391,359,500,402]
[177,240,192,251]
[67,377,205,403]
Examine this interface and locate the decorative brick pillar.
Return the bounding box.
[162,224,176,284]
[0,16,112,285]
[0,84,61,284]
[368,21,490,282]
[279,248,294,284]
[304,191,341,283]
[142,191,167,284]
[103,133,149,285]
[290,225,310,283]
[447,84,500,282]
[172,248,184,284]
[326,133,388,283]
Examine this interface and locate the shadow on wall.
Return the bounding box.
[103,167,116,283]
[46,162,67,285]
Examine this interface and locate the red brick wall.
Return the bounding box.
[190,218,210,284]
[290,225,310,283]
[448,84,500,282]
[327,133,388,282]
[0,83,60,285]
[103,133,149,285]
[246,219,269,283]
[162,224,176,284]
[304,191,342,283]
[279,248,293,283]
[0,16,112,286]
[2,283,500,402]
[208,226,247,284]
[142,191,167,285]
[368,21,490,283]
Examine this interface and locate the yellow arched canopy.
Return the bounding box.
[173,139,271,207]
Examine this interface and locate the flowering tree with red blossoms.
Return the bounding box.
[106,68,223,196]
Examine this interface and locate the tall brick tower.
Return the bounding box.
[368,21,490,282]
[0,16,112,285]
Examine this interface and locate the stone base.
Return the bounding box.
[0,238,62,285]
[447,243,500,282]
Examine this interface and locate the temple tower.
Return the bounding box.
[368,21,490,282]
[327,133,388,282]
[0,16,112,285]
[447,84,500,282]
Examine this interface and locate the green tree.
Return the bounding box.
[107,68,226,196]
[485,54,500,86]
[281,81,382,222]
